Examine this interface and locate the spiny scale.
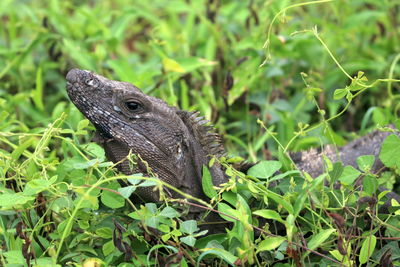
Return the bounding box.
[188,111,225,158]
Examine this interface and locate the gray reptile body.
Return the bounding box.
[66,69,399,204]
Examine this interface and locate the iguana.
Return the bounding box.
[66,69,399,206]
[66,68,226,203]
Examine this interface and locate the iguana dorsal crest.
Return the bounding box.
[176,110,225,158]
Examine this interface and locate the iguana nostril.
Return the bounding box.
[85,78,94,86]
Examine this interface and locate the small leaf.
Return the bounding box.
[256,236,286,252]
[197,248,238,266]
[3,250,25,265]
[163,57,185,73]
[339,165,361,185]
[159,206,180,218]
[356,155,375,172]
[77,119,90,131]
[359,235,376,264]
[345,91,353,101]
[333,88,347,100]
[180,235,196,247]
[96,227,113,238]
[118,186,136,199]
[307,229,336,251]
[84,143,105,161]
[217,203,239,222]
[102,240,115,256]
[101,188,125,209]
[180,220,198,234]
[64,157,99,170]
[159,224,170,233]
[372,108,388,125]
[0,192,35,208]
[379,134,400,169]
[329,162,343,184]
[265,190,294,214]
[253,209,284,223]
[24,178,56,195]
[32,66,44,111]
[362,175,378,196]
[127,173,144,185]
[202,165,217,198]
[138,180,158,187]
[247,160,282,179]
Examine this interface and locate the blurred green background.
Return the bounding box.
[1,0,399,159]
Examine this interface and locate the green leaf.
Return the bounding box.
[359,235,376,264]
[356,155,375,172]
[177,57,217,72]
[379,134,400,168]
[162,57,185,73]
[333,88,347,100]
[101,186,125,209]
[307,229,335,251]
[372,108,388,125]
[197,248,238,266]
[3,250,25,265]
[159,206,180,218]
[23,177,57,195]
[0,192,35,208]
[180,235,196,247]
[32,66,44,111]
[11,137,35,160]
[159,224,171,233]
[217,203,239,222]
[329,162,343,184]
[248,160,282,179]
[253,209,284,223]
[138,180,158,187]
[256,236,286,252]
[265,190,294,214]
[78,219,89,229]
[180,220,199,234]
[96,227,113,238]
[202,165,217,198]
[348,80,364,91]
[339,165,361,185]
[102,240,115,256]
[64,157,99,170]
[77,119,90,131]
[84,142,105,161]
[346,91,353,101]
[329,249,351,265]
[362,175,378,196]
[127,173,144,185]
[118,186,136,199]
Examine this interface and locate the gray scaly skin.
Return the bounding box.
[66,69,399,206]
[291,125,399,177]
[66,69,226,203]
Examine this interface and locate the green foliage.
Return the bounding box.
[1,0,400,266]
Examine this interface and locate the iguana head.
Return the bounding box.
[66,69,226,202]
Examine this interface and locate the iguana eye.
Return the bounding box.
[125,101,140,111]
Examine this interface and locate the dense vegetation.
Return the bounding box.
[0,0,399,266]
